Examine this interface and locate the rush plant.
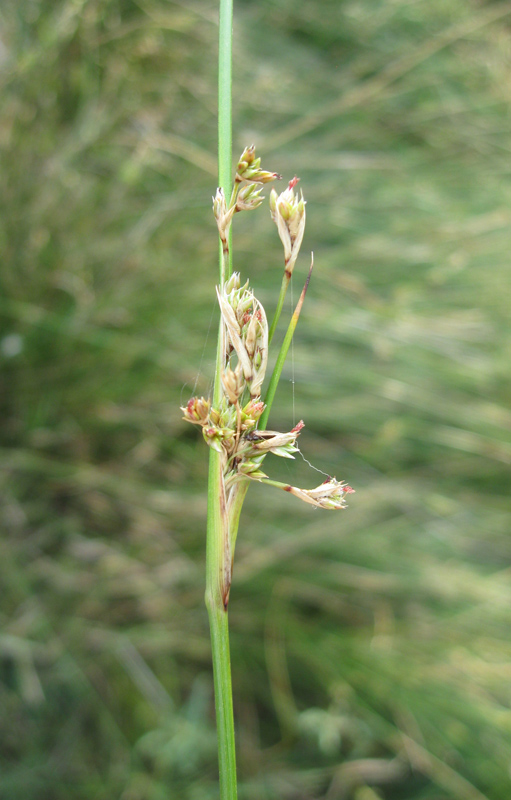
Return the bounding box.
[181,3,353,797]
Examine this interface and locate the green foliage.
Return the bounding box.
[1,0,511,798]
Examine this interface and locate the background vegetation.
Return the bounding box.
[1,0,511,798]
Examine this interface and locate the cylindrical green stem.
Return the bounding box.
[207,599,237,797]
[218,0,233,282]
[268,268,291,344]
[206,0,237,798]
[260,261,313,430]
[206,447,236,798]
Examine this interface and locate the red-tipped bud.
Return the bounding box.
[236,145,281,184]
[270,179,306,274]
[181,397,211,425]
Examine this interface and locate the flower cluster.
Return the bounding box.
[216,273,268,398]
[213,145,280,249]
[182,394,266,456]
[181,271,302,479]
[182,146,353,512]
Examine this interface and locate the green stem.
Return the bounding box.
[268,265,291,345]
[260,259,313,430]
[218,0,233,282]
[206,1,237,798]
[208,602,237,797]
[206,448,236,798]
[258,476,293,491]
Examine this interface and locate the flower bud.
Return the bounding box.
[181,397,210,425]
[236,145,281,184]
[242,399,265,422]
[202,425,234,453]
[236,183,264,212]
[213,187,235,241]
[270,178,306,275]
[238,456,267,479]
[244,308,264,358]
[221,365,244,404]
[284,478,354,510]
[224,271,241,294]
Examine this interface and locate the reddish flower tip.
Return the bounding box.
[291,420,305,434]
[288,176,300,189]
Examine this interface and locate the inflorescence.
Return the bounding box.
[182,146,354,513]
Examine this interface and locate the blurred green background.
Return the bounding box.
[2,0,511,798]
